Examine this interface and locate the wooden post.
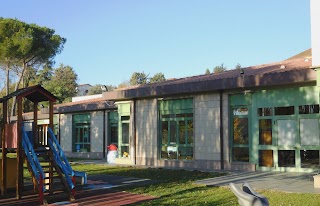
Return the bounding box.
[1,100,7,196]
[33,102,38,147]
[49,101,53,130]
[16,97,23,199]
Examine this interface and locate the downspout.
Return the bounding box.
[219,90,224,170]
[133,99,137,165]
[103,110,106,158]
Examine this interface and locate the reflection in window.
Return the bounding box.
[274,106,294,115]
[233,108,248,116]
[122,123,129,144]
[258,108,272,116]
[301,150,319,168]
[179,121,186,144]
[233,118,249,144]
[299,104,319,114]
[233,148,249,162]
[170,121,176,143]
[300,119,320,146]
[259,150,273,167]
[259,119,272,145]
[187,120,193,144]
[110,124,118,144]
[277,120,296,146]
[162,121,168,144]
[160,113,193,160]
[278,150,295,167]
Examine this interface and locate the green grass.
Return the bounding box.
[70,164,320,206]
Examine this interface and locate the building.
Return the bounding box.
[23,1,320,172]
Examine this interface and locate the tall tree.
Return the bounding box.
[213,63,227,73]
[0,18,66,116]
[44,64,77,103]
[205,68,210,74]
[150,72,166,83]
[129,72,148,85]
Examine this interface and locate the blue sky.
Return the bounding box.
[0,0,311,87]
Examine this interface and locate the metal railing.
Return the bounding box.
[47,128,75,190]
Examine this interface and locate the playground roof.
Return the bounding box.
[0,85,57,103]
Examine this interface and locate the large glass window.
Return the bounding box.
[73,114,91,152]
[119,116,130,157]
[159,99,193,161]
[233,118,248,144]
[109,111,118,145]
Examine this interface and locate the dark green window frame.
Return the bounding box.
[72,114,91,152]
[158,98,194,161]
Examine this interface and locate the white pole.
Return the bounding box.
[311,0,320,67]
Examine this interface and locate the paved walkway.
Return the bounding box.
[196,171,320,194]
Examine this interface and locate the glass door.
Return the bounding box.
[231,107,250,163]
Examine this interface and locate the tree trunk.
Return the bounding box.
[10,62,27,117]
[5,61,10,96]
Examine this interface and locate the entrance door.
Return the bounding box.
[231,107,250,163]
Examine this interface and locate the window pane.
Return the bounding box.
[121,116,130,121]
[170,121,176,143]
[259,150,273,167]
[233,147,249,162]
[162,121,168,144]
[161,146,168,159]
[121,146,129,156]
[259,119,272,145]
[301,150,319,168]
[278,150,295,167]
[179,121,186,144]
[258,108,272,116]
[299,105,319,114]
[187,120,193,144]
[122,123,129,144]
[277,120,296,146]
[233,108,248,116]
[233,118,248,144]
[167,145,177,159]
[178,147,193,160]
[300,119,320,146]
[275,106,294,115]
[111,126,118,143]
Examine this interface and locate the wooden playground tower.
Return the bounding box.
[0,85,56,199]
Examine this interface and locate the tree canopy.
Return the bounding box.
[44,64,77,103]
[149,72,166,83]
[128,71,166,86]
[213,63,227,73]
[129,72,148,85]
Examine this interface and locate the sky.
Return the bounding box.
[0,0,311,87]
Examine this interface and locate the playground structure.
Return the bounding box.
[0,85,87,205]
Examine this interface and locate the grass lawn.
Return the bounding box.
[71,163,320,206]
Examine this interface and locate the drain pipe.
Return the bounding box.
[219,90,224,170]
[103,110,106,158]
[133,99,137,165]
